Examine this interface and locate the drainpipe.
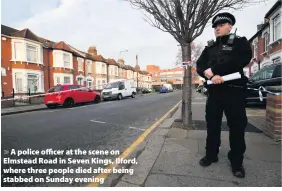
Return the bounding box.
[48,48,51,90]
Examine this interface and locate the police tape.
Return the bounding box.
[246,86,281,102]
[1,87,87,102]
[1,77,149,102]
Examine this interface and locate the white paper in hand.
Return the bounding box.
[207,72,241,85]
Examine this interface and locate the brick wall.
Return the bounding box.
[1,36,13,96]
[265,93,282,141]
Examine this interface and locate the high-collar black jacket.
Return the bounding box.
[196,34,252,87]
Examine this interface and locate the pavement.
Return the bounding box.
[1,91,181,186]
[113,91,281,187]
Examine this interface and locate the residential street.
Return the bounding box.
[1,91,181,186]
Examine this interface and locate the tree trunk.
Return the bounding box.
[181,43,193,129]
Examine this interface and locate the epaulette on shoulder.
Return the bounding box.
[207,40,215,47]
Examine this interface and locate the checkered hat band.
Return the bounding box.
[214,16,232,24]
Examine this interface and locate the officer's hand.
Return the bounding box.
[211,75,224,84]
[204,68,214,79]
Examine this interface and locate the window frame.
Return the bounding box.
[63,53,71,69]
[273,14,281,41]
[26,43,38,63]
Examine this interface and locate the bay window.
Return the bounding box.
[53,50,73,69]
[12,39,42,64]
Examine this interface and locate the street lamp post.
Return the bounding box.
[119,49,128,78]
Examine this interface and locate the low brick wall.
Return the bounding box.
[1,97,15,108]
[30,96,45,104]
[265,93,282,141]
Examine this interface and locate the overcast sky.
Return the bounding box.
[1,0,277,70]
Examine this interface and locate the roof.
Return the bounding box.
[1,24,19,36]
[107,58,119,66]
[11,28,42,43]
[265,0,281,18]
[40,37,56,48]
[93,55,107,63]
[53,41,73,52]
[52,41,81,57]
[249,22,269,42]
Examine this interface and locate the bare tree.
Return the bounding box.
[125,0,266,129]
[175,42,204,67]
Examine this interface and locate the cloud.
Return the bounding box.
[2,0,278,70]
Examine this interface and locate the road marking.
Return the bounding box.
[88,99,181,187]
[90,120,106,124]
[129,126,145,131]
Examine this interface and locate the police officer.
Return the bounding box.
[196,12,252,178]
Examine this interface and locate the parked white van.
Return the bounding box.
[101,79,137,101]
[163,84,173,92]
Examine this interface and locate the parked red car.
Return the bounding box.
[44,84,101,109]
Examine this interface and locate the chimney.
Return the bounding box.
[135,54,140,72]
[117,59,125,65]
[88,46,97,56]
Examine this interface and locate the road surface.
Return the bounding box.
[1,91,181,187]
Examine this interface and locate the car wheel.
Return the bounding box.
[94,96,101,104]
[63,98,74,108]
[117,94,122,100]
[131,92,136,98]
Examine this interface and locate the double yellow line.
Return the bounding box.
[88,100,181,187]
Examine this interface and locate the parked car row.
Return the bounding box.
[44,79,137,109]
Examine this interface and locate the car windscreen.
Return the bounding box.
[104,82,120,89]
[272,64,281,78]
[48,86,64,93]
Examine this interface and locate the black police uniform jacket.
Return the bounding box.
[196,34,252,87]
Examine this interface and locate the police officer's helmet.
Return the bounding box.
[212,12,236,28]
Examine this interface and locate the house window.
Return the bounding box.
[26,44,37,62]
[87,61,92,73]
[97,80,101,89]
[55,76,60,85]
[63,53,71,68]
[78,58,83,71]
[15,73,23,92]
[27,74,38,93]
[253,41,258,59]
[102,64,106,74]
[264,32,269,52]
[14,42,22,60]
[87,79,92,88]
[273,14,281,41]
[64,76,71,84]
[77,77,84,85]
